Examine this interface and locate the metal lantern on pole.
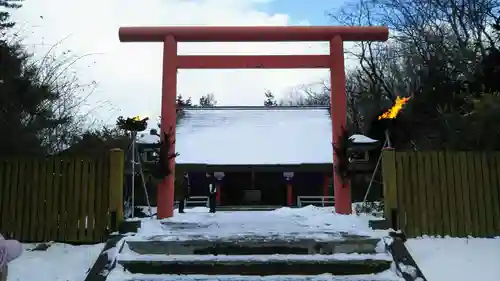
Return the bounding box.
[116,115,151,218]
[283,171,294,181]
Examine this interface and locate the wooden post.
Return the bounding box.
[381,148,398,230]
[109,148,124,232]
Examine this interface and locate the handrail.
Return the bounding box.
[186,196,209,207]
[297,196,335,207]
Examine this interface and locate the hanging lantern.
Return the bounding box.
[214,172,225,180]
[283,171,294,180]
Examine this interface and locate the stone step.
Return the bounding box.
[117,254,392,276]
[126,237,382,255]
[113,273,402,281]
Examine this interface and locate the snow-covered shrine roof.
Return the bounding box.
[138,106,334,165]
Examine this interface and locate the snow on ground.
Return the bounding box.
[8,242,104,281]
[349,134,379,143]
[129,206,388,241]
[406,236,500,281]
[8,209,498,281]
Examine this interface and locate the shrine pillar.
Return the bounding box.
[157,35,177,219]
[330,36,351,214]
[323,173,330,197]
[283,172,294,206]
[214,172,225,205]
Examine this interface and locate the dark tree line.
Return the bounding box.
[175,93,217,124]
[334,0,500,150]
[269,82,331,107]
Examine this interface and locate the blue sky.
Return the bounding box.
[259,0,345,25]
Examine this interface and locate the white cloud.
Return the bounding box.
[10,0,358,123]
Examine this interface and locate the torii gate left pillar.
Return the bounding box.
[119,26,389,218]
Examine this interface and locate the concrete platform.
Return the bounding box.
[133,209,383,243]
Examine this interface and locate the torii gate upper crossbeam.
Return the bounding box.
[119,26,389,42]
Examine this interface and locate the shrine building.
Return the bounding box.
[137,106,378,208]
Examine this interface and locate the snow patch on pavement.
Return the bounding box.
[8,242,104,281]
[130,206,387,241]
[406,236,500,281]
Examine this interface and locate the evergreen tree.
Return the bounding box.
[0,40,73,155]
[176,94,193,123]
[199,93,217,107]
[264,90,277,107]
[0,0,22,31]
[0,0,86,155]
[176,94,192,107]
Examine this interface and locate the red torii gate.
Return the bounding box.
[118,26,389,218]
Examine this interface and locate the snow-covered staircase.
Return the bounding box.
[107,208,403,281]
[110,235,399,280]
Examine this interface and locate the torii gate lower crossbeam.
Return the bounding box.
[118,26,389,219]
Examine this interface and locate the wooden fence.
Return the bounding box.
[0,149,124,243]
[382,150,500,238]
